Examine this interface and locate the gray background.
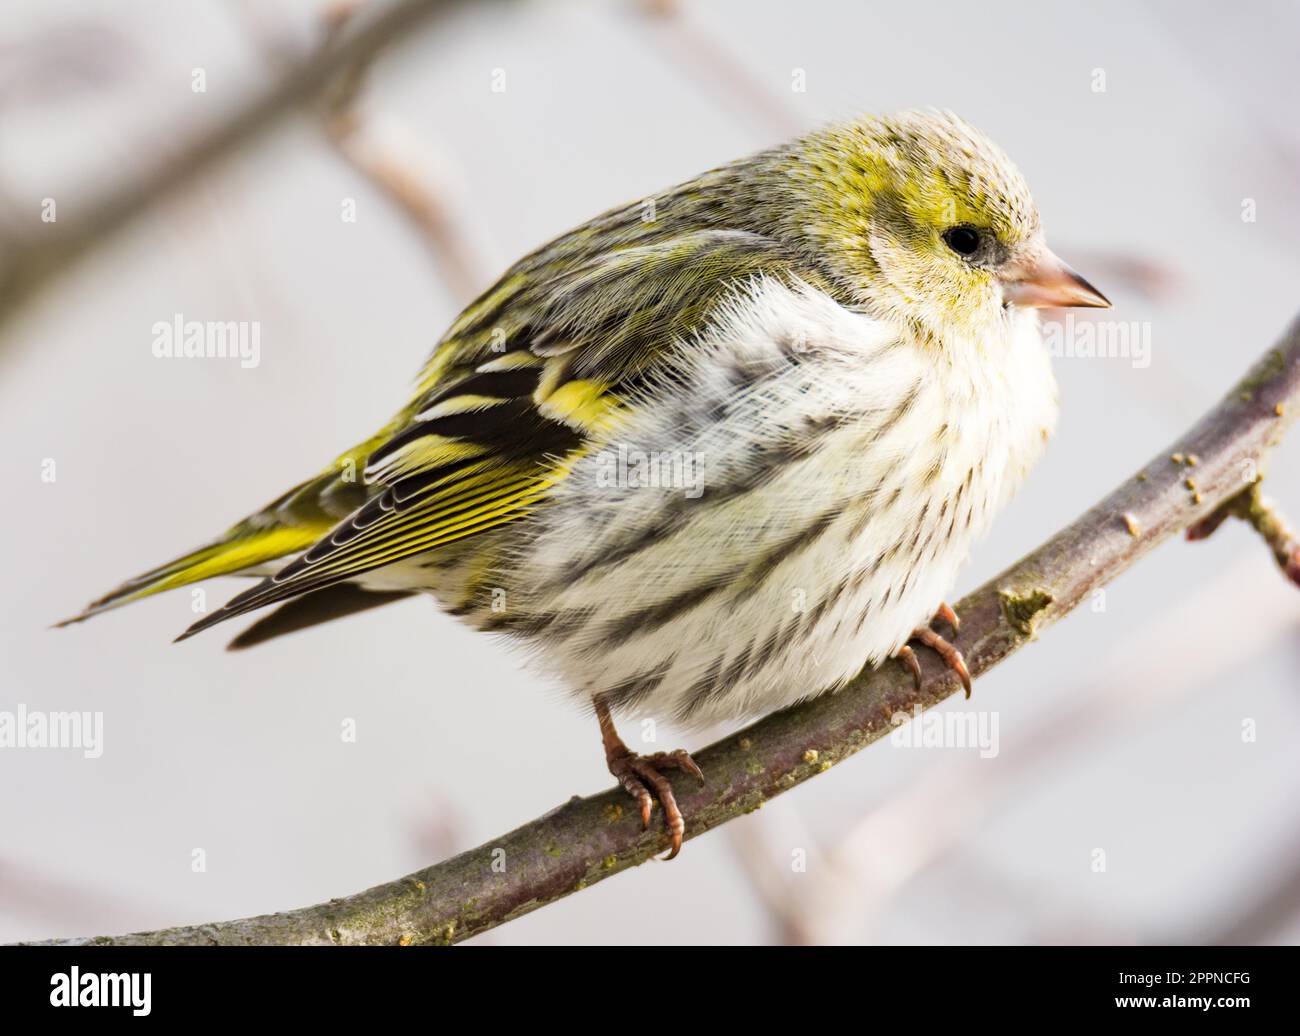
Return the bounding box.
[1,0,1297,944]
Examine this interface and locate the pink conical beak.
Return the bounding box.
[1000,246,1111,309]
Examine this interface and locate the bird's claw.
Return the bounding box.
[935,601,961,634]
[894,603,973,698]
[896,644,923,686]
[606,747,704,860]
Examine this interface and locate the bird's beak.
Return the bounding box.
[1000,246,1111,309]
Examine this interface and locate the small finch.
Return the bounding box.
[65,110,1109,856]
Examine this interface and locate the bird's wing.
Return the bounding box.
[224,585,415,651]
[179,227,823,640]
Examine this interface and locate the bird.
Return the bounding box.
[63,110,1109,858]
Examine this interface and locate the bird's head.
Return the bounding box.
[771,110,1109,341]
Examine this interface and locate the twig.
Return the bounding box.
[0,0,468,325]
[237,0,492,301]
[320,0,491,301]
[636,0,802,138]
[28,311,1300,946]
[1188,482,1300,586]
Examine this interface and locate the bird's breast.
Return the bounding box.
[501,281,1058,726]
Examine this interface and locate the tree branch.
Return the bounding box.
[32,314,1300,946]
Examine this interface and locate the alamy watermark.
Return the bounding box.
[595,444,705,499]
[1042,314,1151,369]
[151,314,261,368]
[50,967,150,1015]
[889,704,999,758]
[0,705,103,758]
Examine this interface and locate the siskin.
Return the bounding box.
[65,110,1109,856]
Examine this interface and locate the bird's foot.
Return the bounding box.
[595,699,703,860]
[895,603,972,698]
[605,746,704,860]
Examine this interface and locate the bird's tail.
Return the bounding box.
[56,522,332,627]
[57,429,398,634]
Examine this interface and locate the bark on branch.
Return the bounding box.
[32,314,1300,946]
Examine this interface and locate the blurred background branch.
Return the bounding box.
[0,0,471,328]
[234,0,492,302]
[32,314,1300,945]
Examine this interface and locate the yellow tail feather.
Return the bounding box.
[58,524,331,626]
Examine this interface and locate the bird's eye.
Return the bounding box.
[942,226,982,258]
